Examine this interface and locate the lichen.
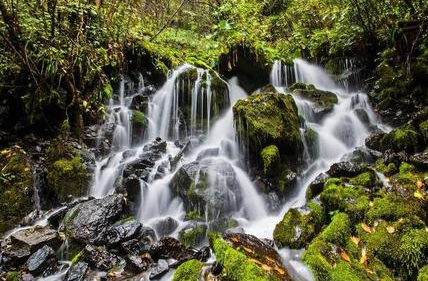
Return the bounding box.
[173,259,204,281]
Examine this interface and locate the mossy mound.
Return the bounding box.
[418,265,428,281]
[290,82,338,114]
[368,124,422,153]
[0,147,33,234]
[210,233,290,281]
[173,259,204,281]
[46,140,90,202]
[273,201,325,249]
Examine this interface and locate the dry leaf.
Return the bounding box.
[243,246,254,254]
[351,236,360,245]
[414,191,425,200]
[339,250,351,262]
[273,266,286,275]
[361,223,372,233]
[386,226,395,234]
[231,236,239,243]
[360,247,367,265]
[417,181,424,189]
[365,268,375,275]
[261,263,272,271]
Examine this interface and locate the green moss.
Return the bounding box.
[290,83,338,110]
[375,159,397,177]
[320,180,370,223]
[0,147,33,234]
[318,213,351,246]
[304,128,318,148]
[260,145,280,175]
[132,110,145,125]
[398,229,428,278]
[349,171,377,188]
[330,261,371,281]
[381,124,420,152]
[185,210,202,220]
[366,192,424,224]
[5,271,20,281]
[179,225,207,247]
[47,156,89,202]
[418,265,428,281]
[233,93,302,164]
[210,233,281,281]
[173,259,204,281]
[273,202,325,249]
[71,250,83,266]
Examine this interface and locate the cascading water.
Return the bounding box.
[86,59,389,281]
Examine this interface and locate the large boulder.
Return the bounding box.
[170,158,241,219]
[63,194,125,244]
[25,245,57,276]
[290,82,338,117]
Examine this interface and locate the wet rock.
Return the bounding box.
[125,254,150,273]
[104,219,142,246]
[47,207,69,228]
[365,132,386,151]
[26,245,57,276]
[327,161,367,178]
[10,226,61,252]
[82,244,125,271]
[21,273,36,281]
[153,217,178,237]
[149,259,169,279]
[121,238,151,256]
[178,223,207,247]
[64,262,89,281]
[384,150,410,167]
[170,158,241,218]
[306,173,329,199]
[409,152,428,169]
[290,83,338,117]
[196,147,219,161]
[262,192,281,212]
[1,243,31,267]
[63,194,125,244]
[149,237,209,265]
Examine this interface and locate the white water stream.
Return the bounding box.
[86,58,389,281]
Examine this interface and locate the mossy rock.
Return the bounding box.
[380,124,420,153]
[273,201,325,249]
[349,171,378,188]
[320,178,370,223]
[46,140,90,202]
[210,233,289,281]
[178,224,207,247]
[290,83,338,114]
[375,158,397,177]
[131,110,146,144]
[173,259,204,281]
[260,145,280,175]
[0,147,33,234]
[233,92,302,170]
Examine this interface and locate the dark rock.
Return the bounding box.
[149,259,169,279]
[306,173,329,199]
[63,194,125,244]
[384,150,409,167]
[1,243,31,267]
[26,245,57,276]
[262,192,281,212]
[125,254,150,273]
[153,217,178,237]
[82,245,125,271]
[290,83,338,117]
[170,158,241,218]
[10,226,61,252]
[121,238,151,256]
[410,152,428,169]
[211,261,223,276]
[327,161,367,178]
[47,207,69,228]
[64,262,89,281]
[104,219,142,245]
[365,132,386,151]
[149,237,209,265]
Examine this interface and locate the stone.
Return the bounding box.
[149,259,169,279]
[306,173,329,199]
[327,161,368,178]
[10,226,61,252]
[104,219,142,245]
[64,262,89,281]
[26,245,57,276]
[153,217,179,237]
[82,244,125,271]
[63,194,125,244]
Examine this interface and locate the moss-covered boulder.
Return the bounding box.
[233,90,303,193]
[273,201,325,249]
[290,82,338,116]
[0,147,33,234]
[367,124,421,153]
[210,233,291,281]
[131,110,146,145]
[46,140,91,202]
[173,259,204,281]
[419,265,428,281]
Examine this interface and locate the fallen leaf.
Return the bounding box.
[361,223,372,233]
[365,268,375,275]
[339,250,351,262]
[351,236,360,245]
[261,263,272,271]
[360,247,367,264]
[417,181,424,189]
[243,246,254,254]
[414,190,425,200]
[386,226,395,234]
[273,266,286,275]
[231,236,239,243]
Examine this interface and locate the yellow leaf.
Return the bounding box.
[273,266,286,275]
[261,263,272,271]
[369,201,374,207]
[351,236,360,245]
[414,191,425,200]
[386,226,395,234]
[361,223,372,233]
[243,246,254,254]
[231,236,239,243]
[82,100,88,108]
[360,247,367,264]
[417,181,424,189]
[339,250,351,262]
